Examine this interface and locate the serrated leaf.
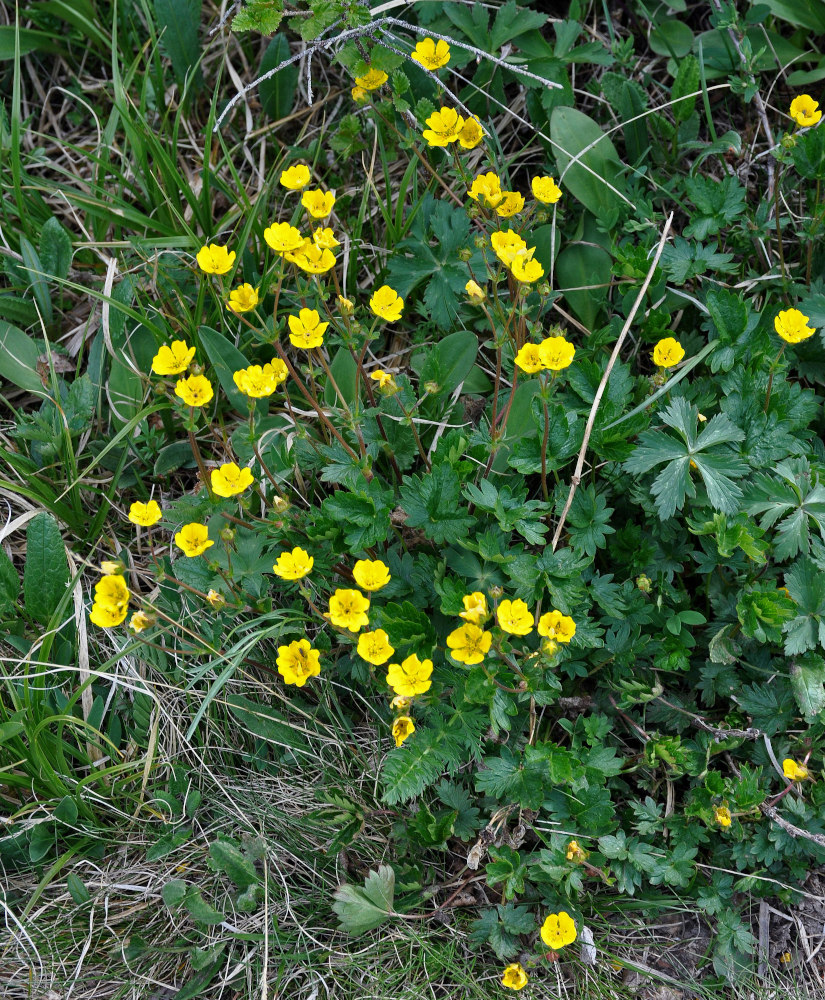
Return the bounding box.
[24,513,69,624]
[790,653,825,723]
[332,865,395,936]
[783,558,825,655]
[208,838,259,890]
[399,464,475,545]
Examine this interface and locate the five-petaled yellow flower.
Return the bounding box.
[392,715,415,748]
[152,340,195,375]
[357,629,395,665]
[129,611,154,633]
[714,805,732,828]
[94,574,130,613]
[496,192,525,218]
[501,963,528,991]
[370,284,404,321]
[128,500,162,527]
[514,343,544,374]
[459,592,489,625]
[233,361,288,398]
[280,164,311,190]
[422,107,465,147]
[90,601,129,628]
[491,229,527,266]
[532,175,562,204]
[540,336,575,371]
[465,280,486,302]
[313,227,340,249]
[272,546,314,580]
[227,283,260,313]
[211,462,254,497]
[652,337,685,368]
[540,911,577,950]
[386,653,433,696]
[789,94,822,127]
[196,243,236,275]
[264,222,305,255]
[446,623,492,665]
[774,308,815,344]
[288,308,329,349]
[537,610,576,643]
[497,598,533,636]
[354,67,387,90]
[353,559,391,592]
[175,523,214,558]
[302,189,336,218]
[783,758,810,781]
[511,250,544,284]
[458,116,484,149]
[175,374,214,407]
[276,639,321,686]
[469,172,504,209]
[411,37,450,70]
[327,588,371,631]
[285,241,336,274]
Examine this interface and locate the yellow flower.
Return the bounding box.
[175,374,214,407]
[714,805,732,828]
[233,362,286,398]
[263,222,306,255]
[468,172,504,209]
[514,343,544,374]
[313,227,340,249]
[458,116,484,149]
[370,284,404,321]
[511,250,544,284]
[537,610,576,643]
[226,283,260,313]
[280,164,311,190]
[175,523,213,557]
[301,189,336,219]
[501,963,528,991]
[206,589,226,610]
[353,558,391,592]
[422,107,465,147]
[446,622,492,665]
[783,758,810,781]
[652,337,685,368]
[338,295,355,314]
[566,840,588,862]
[490,229,527,266]
[128,500,161,527]
[386,653,433,696]
[128,611,154,633]
[327,588,371,631]
[285,241,336,274]
[497,598,533,635]
[354,67,388,90]
[152,340,195,375]
[465,280,486,302]
[540,911,577,950]
[211,462,254,497]
[351,85,369,102]
[94,574,129,612]
[392,715,415,748]
[288,308,329,349]
[774,308,815,344]
[272,546,314,580]
[539,336,575,371]
[276,638,321,686]
[459,592,489,625]
[357,629,395,665]
[411,37,450,70]
[789,94,822,127]
[196,244,236,275]
[532,175,562,204]
[89,601,128,628]
[496,192,525,218]
[390,694,411,710]
[370,369,397,392]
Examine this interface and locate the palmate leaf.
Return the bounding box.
[783,557,825,655]
[624,397,746,520]
[745,458,825,561]
[332,865,395,936]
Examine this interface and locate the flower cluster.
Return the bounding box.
[446,595,575,665]
[422,107,483,149]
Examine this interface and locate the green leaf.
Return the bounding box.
[208,838,259,890]
[323,347,358,408]
[321,478,393,549]
[225,694,310,752]
[555,242,612,328]
[24,513,69,625]
[198,325,249,414]
[233,1,284,34]
[413,330,478,396]
[153,0,203,93]
[660,237,736,284]
[66,873,90,905]
[783,558,825,655]
[791,124,825,180]
[671,54,699,123]
[258,33,297,118]
[683,175,746,240]
[0,27,63,58]
[486,845,528,899]
[183,889,224,925]
[39,217,73,281]
[550,106,627,226]
[400,464,475,545]
[377,601,436,653]
[745,458,825,561]
[649,20,693,57]
[19,236,52,325]
[790,653,825,723]
[332,865,395,936]
[0,547,20,613]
